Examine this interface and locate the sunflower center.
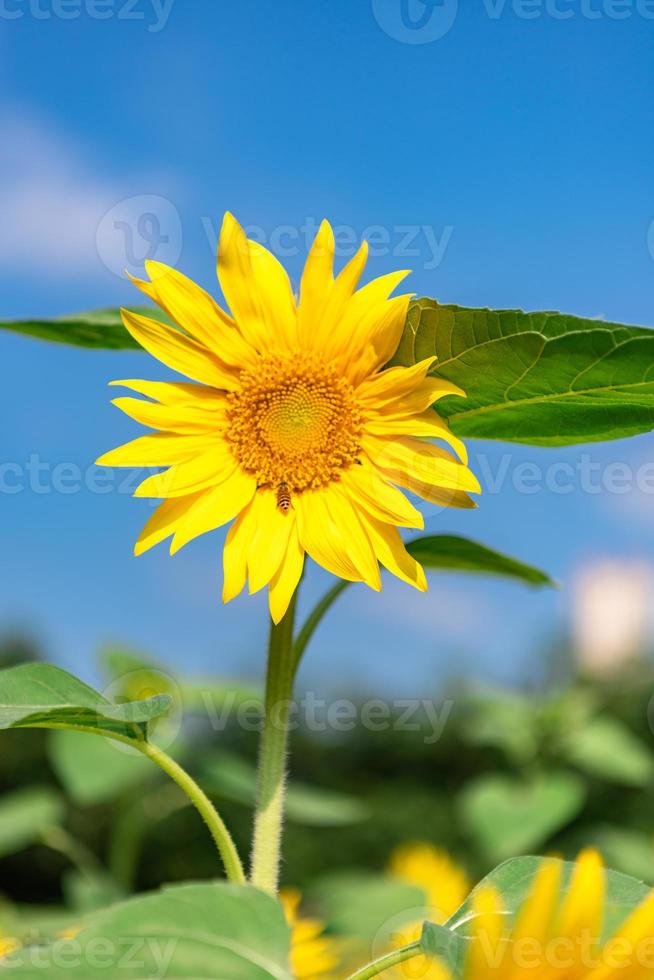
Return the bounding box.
[226,352,362,492]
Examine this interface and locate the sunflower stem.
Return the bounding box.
[250,592,298,895]
[346,942,424,980]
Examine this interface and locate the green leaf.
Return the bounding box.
[62,868,125,914]
[406,535,554,587]
[48,730,154,805]
[310,872,425,941]
[0,663,171,741]
[458,772,586,863]
[447,855,651,942]
[0,306,171,350]
[394,299,654,445]
[201,749,369,826]
[5,882,291,978]
[562,717,654,787]
[0,786,64,858]
[421,921,468,974]
[462,693,540,765]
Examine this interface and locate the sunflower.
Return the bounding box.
[389,842,470,923]
[385,843,471,979]
[97,214,480,622]
[0,933,19,958]
[441,849,654,980]
[280,889,339,979]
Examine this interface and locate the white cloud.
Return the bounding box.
[0,109,180,279]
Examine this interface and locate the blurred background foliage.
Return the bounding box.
[2,556,654,942]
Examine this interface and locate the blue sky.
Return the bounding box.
[1,1,653,695]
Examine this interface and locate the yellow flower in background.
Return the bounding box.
[97,213,479,622]
[280,889,339,979]
[0,933,19,958]
[389,842,470,923]
[442,849,654,980]
[385,843,471,979]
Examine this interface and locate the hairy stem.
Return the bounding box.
[250,593,298,894]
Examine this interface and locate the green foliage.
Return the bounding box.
[5,883,291,978]
[309,872,425,942]
[0,307,169,350]
[201,750,370,827]
[458,772,586,863]
[0,664,171,740]
[445,855,651,941]
[48,730,153,805]
[394,299,654,445]
[562,717,654,787]
[407,535,554,587]
[0,786,64,858]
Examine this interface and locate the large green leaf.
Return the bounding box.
[458,772,586,863]
[5,882,291,978]
[394,299,654,445]
[0,664,171,741]
[406,535,554,587]
[0,786,64,858]
[446,855,651,942]
[0,306,170,350]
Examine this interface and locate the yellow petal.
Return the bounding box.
[170,469,257,554]
[298,219,335,347]
[121,309,237,390]
[587,888,654,980]
[466,885,507,980]
[222,497,260,603]
[370,376,466,417]
[341,463,423,529]
[356,357,438,405]
[269,524,305,624]
[132,261,257,369]
[357,514,427,591]
[323,485,381,590]
[110,395,227,433]
[363,435,480,495]
[134,495,203,556]
[311,240,369,351]
[97,433,214,468]
[556,849,605,950]
[505,857,562,980]
[134,444,236,498]
[365,409,468,464]
[109,379,217,405]
[217,213,272,353]
[296,491,362,582]
[344,294,413,386]
[246,492,297,594]
[247,239,298,348]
